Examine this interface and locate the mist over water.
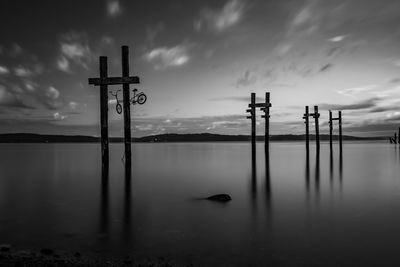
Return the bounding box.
[0,142,400,266]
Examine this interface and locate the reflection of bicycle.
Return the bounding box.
[130,88,147,105]
[109,89,122,114]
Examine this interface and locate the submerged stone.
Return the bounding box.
[205,194,232,202]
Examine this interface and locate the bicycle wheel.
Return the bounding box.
[137,94,147,105]
[116,103,122,114]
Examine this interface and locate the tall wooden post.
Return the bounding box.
[251,93,256,153]
[265,92,270,152]
[339,111,343,153]
[398,127,400,144]
[304,106,309,154]
[122,46,132,163]
[100,57,109,169]
[329,110,333,153]
[395,133,398,144]
[314,106,320,151]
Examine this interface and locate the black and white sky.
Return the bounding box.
[1,0,400,137]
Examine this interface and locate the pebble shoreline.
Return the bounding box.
[0,245,191,267]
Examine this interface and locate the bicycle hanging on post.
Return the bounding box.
[130,88,147,105]
[109,89,123,114]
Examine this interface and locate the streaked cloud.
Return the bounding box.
[14,64,43,77]
[195,0,246,33]
[58,31,92,71]
[328,35,347,42]
[0,84,34,109]
[42,86,64,110]
[107,0,122,18]
[288,0,319,36]
[46,86,60,100]
[57,56,70,72]
[0,65,9,74]
[337,85,378,97]
[146,23,164,44]
[235,70,257,88]
[68,101,78,110]
[53,112,67,121]
[24,81,37,92]
[144,45,190,70]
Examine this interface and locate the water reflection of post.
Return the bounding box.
[339,147,343,188]
[265,151,271,213]
[124,158,132,242]
[329,149,334,190]
[315,149,320,201]
[100,161,109,234]
[251,145,257,201]
[305,147,310,197]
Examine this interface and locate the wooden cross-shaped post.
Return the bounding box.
[260,92,272,152]
[246,93,256,154]
[331,110,343,154]
[303,106,310,155]
[310,106,320,152]
[89,45,140,165]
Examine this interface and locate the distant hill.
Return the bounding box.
[0,133,387,143]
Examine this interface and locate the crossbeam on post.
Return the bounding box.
[89,76,140,85]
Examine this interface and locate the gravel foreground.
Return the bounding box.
[0,245,193,267]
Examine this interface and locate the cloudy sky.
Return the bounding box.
[1,0,400,137]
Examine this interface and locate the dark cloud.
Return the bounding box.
[319,63,333,72]
[319,97,379,111]
[389,78,400,84]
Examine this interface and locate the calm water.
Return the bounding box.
[1,142,400,266]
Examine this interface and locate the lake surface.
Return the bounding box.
[1,141,400,266]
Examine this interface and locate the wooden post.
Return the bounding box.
[398,127,400,144]
[395,133,398,144]
[329,110,333,153]
[304,106,309,154]
[100,57,109,169]
[251,93,256,152]
[265,92,270,152]
[314,106,320,151]
[339,111,343,153]
[122,46,132,163]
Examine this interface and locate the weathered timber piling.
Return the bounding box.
[122,46,132,163]
[100,57,109,169]
[329,110,343,154]
[261,92,272,152]
[303,106,310,154]
[251,93,256,151]
[313,106,320,151]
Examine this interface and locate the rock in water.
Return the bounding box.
[206,194,232,202]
